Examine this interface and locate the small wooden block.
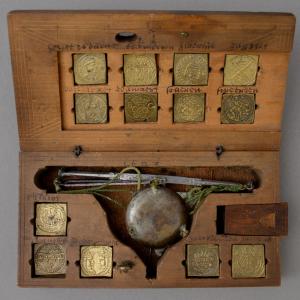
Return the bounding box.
[223,203,288,236]
[80,246,113,277]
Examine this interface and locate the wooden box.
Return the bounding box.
[8,10,295,288]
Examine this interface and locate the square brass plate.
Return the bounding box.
[221,94,256,124]
[124,93,158,123]
[35,203,67,236]
[75,93,108,124]
[34,244,66,276]
[173,93,205,123]
[73,53,107,85]
[124,54,157,86]
[80,246,113,277]
[232,244,266,278]
[186,244,220,277]
[174,53,209,86]
[224,55,259,86]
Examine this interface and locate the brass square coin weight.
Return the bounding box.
[221,94,256,124]
[186,244,220,277]
[173,93,205,123]
[232,244,266,278]
[174,54,209,86]
[80,246,113,277]
[75,93,108,124]
[124,54,157,86]
[35,203,67,236]
[73,53,107,84]
[124,93,158,122]
[34,244,66,276]
[224,55,259,86]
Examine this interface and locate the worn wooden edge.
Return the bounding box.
[18,152,25,287]
[18,131,281,152]
[7,10,296,52]
[7,10,296,20]
[6,10,296,15]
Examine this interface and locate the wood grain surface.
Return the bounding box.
[223,203,288,236]
[8,11,295,288]
[19,151,282,287]
[8,11,295,152]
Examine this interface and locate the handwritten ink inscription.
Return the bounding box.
[185,235,272,243]
[49,40,268,53]
[180,41,215,50]
[48,40,215,53]
[117,86,158,93]
[167,86,204,94]
[217,86,258,95]
[30,193,59,202]
[63,86,112,93]
[230,42,268,51]
[67,86,159,93]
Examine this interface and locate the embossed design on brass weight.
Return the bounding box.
[124,54,157,86]
[124,93,158,123]
[221,94,255,124]
[73,53,107,84]
[174,54,209,86]
[75,93,108,124]
[34,244,66,276]
[224,55,259,86]
[173,93,205,123]
[186,244,220,277]
[232,244,265,278]
[80,246,113,277]
[36,203,67,236]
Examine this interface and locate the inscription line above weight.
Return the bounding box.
[64,86,210,93]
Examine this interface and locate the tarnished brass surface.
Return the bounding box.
[126,187,188,248]
[224,55,259,86]
[174,53,209,86]
[34,244,66,276]
[80,246,113,277]
[221,94,255,124]
[73,53,107,84]
[124,54,157,86]
[36,203,67,236]
[75,93,108,124]
[232,244,265,278]
[173,93,205,123]
[124,93,158,122]
[186,244,220,277]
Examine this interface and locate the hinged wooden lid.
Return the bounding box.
[8,11,295,152]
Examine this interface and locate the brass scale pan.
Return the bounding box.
[56,170,253,249]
